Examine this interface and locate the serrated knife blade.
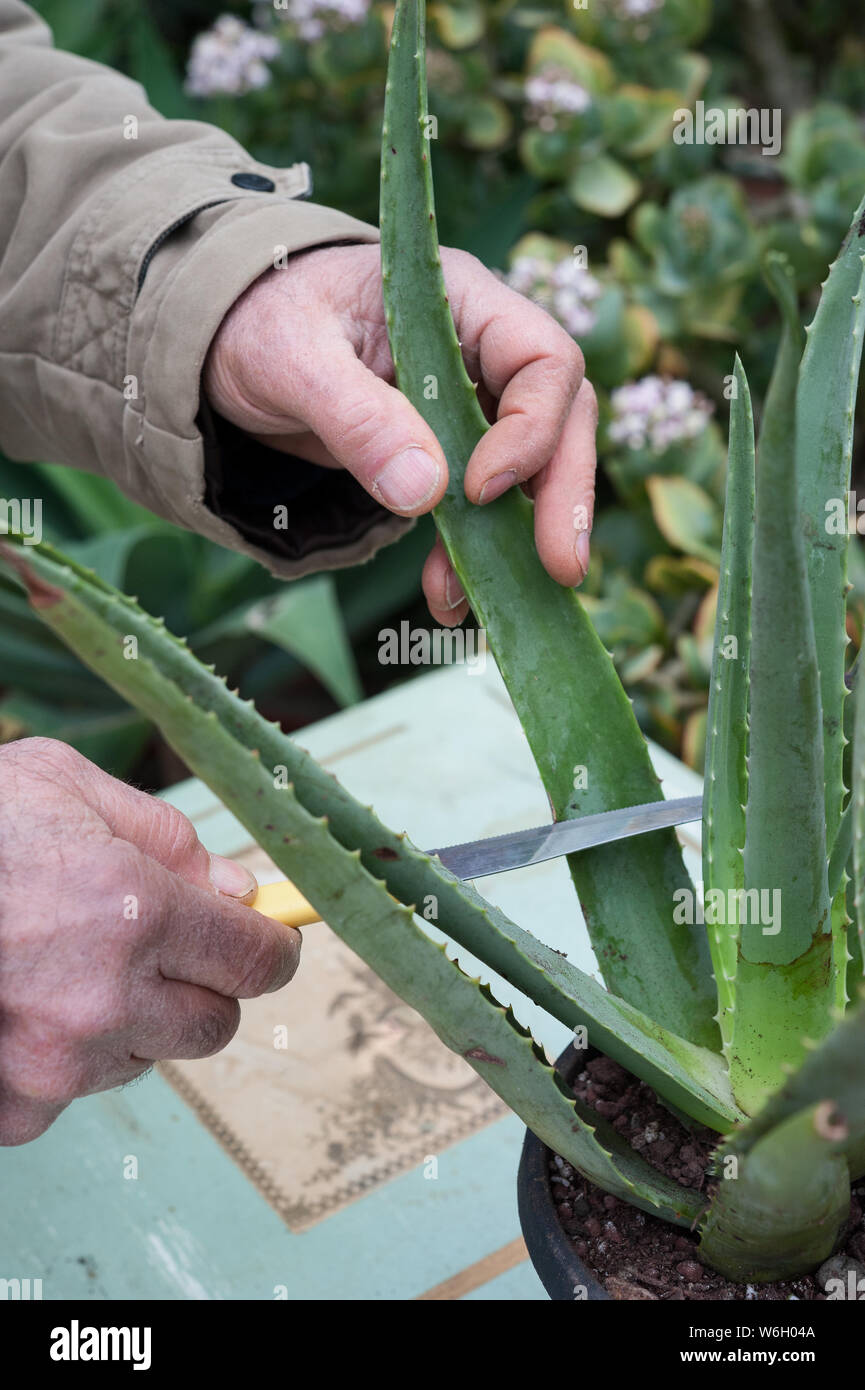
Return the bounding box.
[429,795,703,880]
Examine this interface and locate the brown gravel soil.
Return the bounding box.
[551,1054,865,1301]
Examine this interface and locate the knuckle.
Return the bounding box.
[3,735,84,781]
[40,1065,89,1107]
[9,1048,90,1107]
[336,393,386,455]
[177,999,240,1060]
[580,376,599,420]
[235,928,300,997]
[80,844,150,943]
[149,801,204,872]
[59,989,128,1046]
[562,336,585,380]
[443,246,481,274]
[0,1099,61,1146]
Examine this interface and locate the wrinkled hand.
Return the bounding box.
[205,243,597,625]
[0,738,300,1145]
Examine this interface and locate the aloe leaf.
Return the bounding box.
[721,988,865,1180]
[851,652,865,997]
[797,212,865,1018]
[195,575,362,708]
[380,0,717,1048]
[731,255,833,1113]
[699,1103,850,1282]
[30,460,153,534]
[828,797,852,902]
[796,203,865,850]
[843,653,864,997]
[0,535,738,1132]
[702,355,753,1058]
[0,541,703,1224]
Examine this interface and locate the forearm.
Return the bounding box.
[0,0,405,576]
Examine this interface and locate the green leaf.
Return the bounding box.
[795,193,865,1015]
[567,156,640,218]
[429,1,485,48]
[527,27,614,96]
[702,356,754,1059]
[198,576,362,708]
[665,50,711,100]
[380,0,717,1049]
[644,554,717,596]
[700,1103,850,1282]
[828,798,851,902]
[801,197,865,845]
[461,96,512,150]
[0,691,149,778]
[30,462,153,535]
[853,650,865,984]
[723,988,865,1180]
[580,580,664,649]
[518,127,572,180]
[606,85,685,159]
[732,255,833,1114]
[26,0,109,55]
[645,475,722,563]
[126,5,196,119]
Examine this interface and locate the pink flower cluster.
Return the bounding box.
[506,254,603,338]
[609,376,714,453]
[525,68,592,131]
[281,0,370,43]
[185,15,280,97]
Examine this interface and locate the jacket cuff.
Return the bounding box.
[199,400,412,570]
[123,189,410,578]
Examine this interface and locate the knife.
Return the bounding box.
[250,794,703,927]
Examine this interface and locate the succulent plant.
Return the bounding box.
[3,0,865,1286]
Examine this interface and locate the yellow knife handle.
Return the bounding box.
[251,879,321,928]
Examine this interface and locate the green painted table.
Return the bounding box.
[0,662,702,1300]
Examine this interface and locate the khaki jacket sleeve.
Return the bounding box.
[0,0,410,577]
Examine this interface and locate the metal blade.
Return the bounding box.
[430,795,703,881]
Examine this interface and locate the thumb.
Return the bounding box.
[300,341,449,515]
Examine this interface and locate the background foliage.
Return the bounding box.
[3,0,865,780]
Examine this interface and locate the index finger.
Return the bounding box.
[442,249,586,503]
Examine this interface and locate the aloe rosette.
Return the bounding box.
[2,0,865,1285]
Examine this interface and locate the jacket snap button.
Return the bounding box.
[231,172,275,192]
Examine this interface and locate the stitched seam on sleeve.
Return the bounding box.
[53,147,308,377]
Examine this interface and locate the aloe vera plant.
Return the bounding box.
[3,0,865,1287]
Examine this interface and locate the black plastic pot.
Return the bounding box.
[517,1043,610,1301]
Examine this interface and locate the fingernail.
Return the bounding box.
[576,530,591,583]
[372,449,441,511]
[210,854,257,901]
[445,568,465,610]
[478,469,517,505]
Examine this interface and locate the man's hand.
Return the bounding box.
[0,738,300,1146]
[204,243,597,626]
